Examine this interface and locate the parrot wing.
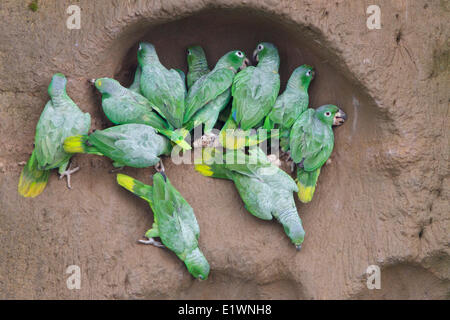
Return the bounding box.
[232,67,280,130]
[184,68,235,122]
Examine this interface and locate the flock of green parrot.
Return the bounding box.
[18,42,347,280]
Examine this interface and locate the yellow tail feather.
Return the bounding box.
[116,173,136,192]
[296,181,315,203]
[195,164,214,177]
[18,151,50,198]
[63,135,86,153]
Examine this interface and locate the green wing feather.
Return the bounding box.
[88,124,171,168]
[184,68,235,123]
[152,173,200,254]
[34,99,91,170]
[231,67,280,130]
[140,65,186,128]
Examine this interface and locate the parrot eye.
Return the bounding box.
[306,70,312,76]
[236,51,243,57]
[187,50,191,55]
[325,112,331,117]
[138,44,142,51]
[258,44,264,51]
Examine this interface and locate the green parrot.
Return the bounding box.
[289,104,347,203]
[184,45,233,133]
[138,42,186,129]
[128,66,141,93]
[264,65,315,151]
[186,45,210,89]
[63,124,171,169]
[195,147,305,249]
[18,73,91,198]
[117,172,210,280]
[229,42,280,130]
[183,49,248,123]
[93,77,190,150]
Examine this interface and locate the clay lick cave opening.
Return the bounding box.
[51,8,409,298]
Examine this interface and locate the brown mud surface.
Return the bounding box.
[0,0,448,299]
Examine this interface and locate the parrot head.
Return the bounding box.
[93,78,120,94]
[218,50,249,72]
[137,42,159,64]
[252,42,279,64]
[289,65,315,89]
[48,73,67,97]
[185,248,210,280]
[187,45,207,67]
[315,104,347,127]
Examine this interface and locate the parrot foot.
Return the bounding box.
[59,165,80,189]
[193,132,220,148]
[155,160,165,173]
[109,167,124,173]
[138,238,164,248]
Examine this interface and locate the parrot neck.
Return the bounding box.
[276,205,303,233]
[189,59,209,75]
[50,92,69,106]
[183,247,207,273]
[286,78,308,92]
[257,55,280,72]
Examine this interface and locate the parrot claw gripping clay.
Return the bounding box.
[117,173,210,280]
[195,147,305,249]
[18,73,91,198]
[289,104,347,203]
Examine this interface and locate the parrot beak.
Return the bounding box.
[240,58,251,70]
[311,70,316,79]
[252,49,259,63]
[88,79,96,85]
[333,109,347,126]
[295,244,302,251]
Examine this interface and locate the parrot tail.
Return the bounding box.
[63,135,100,154]
[159,128,191,150]
[116,174,153,204]
[296,167,321,203]
[194,148,230,179]
[18,150,50,198]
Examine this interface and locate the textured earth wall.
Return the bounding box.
[0,0,448,299]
